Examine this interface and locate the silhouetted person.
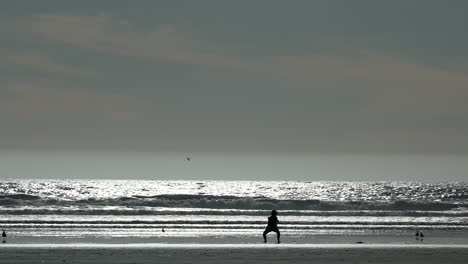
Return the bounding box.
[2,230,6,243]
[415,230,424,241]
[263,210,280,244]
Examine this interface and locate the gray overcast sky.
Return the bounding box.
[1,1,468,157]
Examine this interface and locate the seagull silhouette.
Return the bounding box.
[186,157,191,161]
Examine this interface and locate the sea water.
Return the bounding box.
[1,180,467,244]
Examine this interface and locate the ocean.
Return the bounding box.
[1,180,467,244]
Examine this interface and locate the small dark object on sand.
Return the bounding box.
[415,230,424,237]
[415,230,425,241]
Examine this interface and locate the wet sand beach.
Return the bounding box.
[1,244,467,264]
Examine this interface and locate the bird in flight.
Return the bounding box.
[186,157,191,161]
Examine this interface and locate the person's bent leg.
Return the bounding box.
[276,230,281,244]
[263,227,274,243]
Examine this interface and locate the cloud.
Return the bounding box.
[19,13,265,71]
[342,52,468,117]
[0,49,96,75]
[11,13,468,118]
[270,52,468,117]
[0,79,149,121]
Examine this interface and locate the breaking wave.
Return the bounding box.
[0,194,466,216]
[2,181,468,236]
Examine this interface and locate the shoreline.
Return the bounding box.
[4,229,468,245]
[2,243,468,249]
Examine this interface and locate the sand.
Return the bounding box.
[1,244,467,264]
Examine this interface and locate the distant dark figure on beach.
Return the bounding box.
[263,210,280,244]
[2,230,6,243]
[415,230,424,241]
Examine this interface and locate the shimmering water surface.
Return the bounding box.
[1,180,467,244]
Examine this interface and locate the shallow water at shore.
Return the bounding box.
[1,180,467,245]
